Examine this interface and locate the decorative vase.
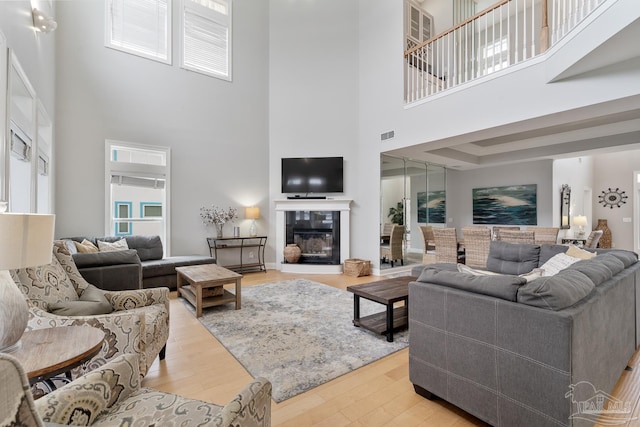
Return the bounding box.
[284,244,301,263]
[215,223,224,238]
[595,219,612,248]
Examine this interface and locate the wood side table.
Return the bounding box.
[176,264,242,317]
[10,326,104,388]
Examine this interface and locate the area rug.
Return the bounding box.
[186,279,409,402]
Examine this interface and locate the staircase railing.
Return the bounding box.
[404,0,606,104]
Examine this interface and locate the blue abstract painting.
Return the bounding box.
[472,184,537,225]
[417,191,446,224]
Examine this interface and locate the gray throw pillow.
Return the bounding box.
[486,241,540,275]
[417,268,526,301]
[49,284,114,316]
[517,269,595,310]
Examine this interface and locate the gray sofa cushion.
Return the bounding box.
[142,255,216,278]
[486,241,540,275]
[566,259,613,286]
[123,235,164,261]
[517,269,595,310]
[606,250,638,268]
[593,254,625,276]
[416,268,526,301]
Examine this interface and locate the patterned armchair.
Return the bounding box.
[10,242,169,379]
[0,353,271,427]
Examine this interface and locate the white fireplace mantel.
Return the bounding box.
[274,199,352,274]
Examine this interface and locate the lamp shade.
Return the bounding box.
[0,213,55,270]
[245,207,260,220]
[573,215,588,227]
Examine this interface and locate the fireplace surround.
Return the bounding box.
[275,199,352,273]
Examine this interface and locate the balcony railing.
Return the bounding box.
[404,0,606,104]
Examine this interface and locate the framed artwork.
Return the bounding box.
[472,184,537,225]
[417,190,446,224]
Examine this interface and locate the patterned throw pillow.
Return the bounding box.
[97,239,129,252]
[540,252,581,276]
[13,250,79,311]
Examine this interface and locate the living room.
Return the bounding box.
[1,0,640,425]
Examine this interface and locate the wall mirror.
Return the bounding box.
[560,184,571,229]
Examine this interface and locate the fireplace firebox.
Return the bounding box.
[285,210,340,265]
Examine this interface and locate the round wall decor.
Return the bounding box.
[598,187,628,209]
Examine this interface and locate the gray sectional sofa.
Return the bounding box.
[409,241,640,427]
[63,235,216,291]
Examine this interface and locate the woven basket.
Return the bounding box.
[344,258,371,277]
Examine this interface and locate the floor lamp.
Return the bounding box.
[0,210,55,352]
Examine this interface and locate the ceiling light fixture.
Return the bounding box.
[32,8,57,33]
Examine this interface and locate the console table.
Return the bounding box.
[207,236,267,273]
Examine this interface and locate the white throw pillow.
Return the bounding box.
[519,268,545,282]
[97,238,129,252]
[540,253,581,276]
[457,263,501,276]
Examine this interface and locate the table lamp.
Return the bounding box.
[0,208,55,352]
[245,206,260,237]
[573,215,588,238]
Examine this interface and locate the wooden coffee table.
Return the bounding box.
[347,276,417,342]
[176,264,242,317]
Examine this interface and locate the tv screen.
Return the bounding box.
[281,157,344,194]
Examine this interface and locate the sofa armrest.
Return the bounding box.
[212,377,272,427]
[78,264,141,291]
[35,354,140,426]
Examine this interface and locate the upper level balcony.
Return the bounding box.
[404,0,609,104]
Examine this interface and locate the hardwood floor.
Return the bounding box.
[142,270,640,426]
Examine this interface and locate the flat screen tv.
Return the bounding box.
[281,157,344,194]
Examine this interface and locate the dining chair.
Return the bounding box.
[461,226,492,268]
[419,225,436,252]
[585,230,604,248]
[380,224,405,267]
[433,228,465,264]
[496,230,535,244]
[526,227,560,245]
[491,226,520,240]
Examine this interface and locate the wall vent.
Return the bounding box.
[380,130,395,141]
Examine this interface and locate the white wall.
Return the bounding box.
[446,160,555,230]
[268,0,361,264]
[593,150,640,251]
[54,0,269,256]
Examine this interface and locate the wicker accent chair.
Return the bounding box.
[526,227,560,245]
[461,226,492,268]
[380,224,405,267]
[11,241,169,380]
[496,230,535,244]
[585,230,604,248]
[0,352,272,427]
[433,228,465,264]
[419,225,436,252]
[492,226,520,240]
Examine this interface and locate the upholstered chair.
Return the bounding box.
[10,241,169,379]
[0,352,272,427]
